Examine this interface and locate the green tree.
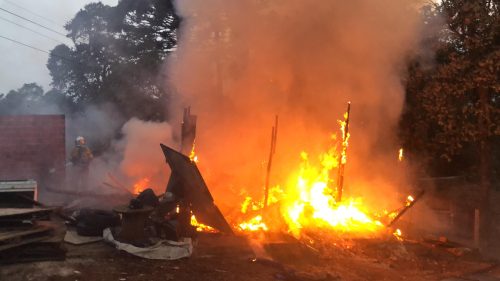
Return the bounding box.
[47,0,179,121]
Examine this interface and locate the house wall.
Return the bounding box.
[0,115,65,189]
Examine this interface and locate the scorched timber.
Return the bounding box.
[161,144,233,234]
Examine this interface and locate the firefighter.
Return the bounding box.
[70,136,93,190]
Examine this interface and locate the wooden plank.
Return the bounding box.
[0,233,52,252]
[0,226,51,242]
[0,208,55,218]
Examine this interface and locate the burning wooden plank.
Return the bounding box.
[335,102,350,203]
[387,190,425,228]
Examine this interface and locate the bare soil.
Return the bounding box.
[0,232,498,281]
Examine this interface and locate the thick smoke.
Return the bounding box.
[167,0,425,211]
[86,117,176,195]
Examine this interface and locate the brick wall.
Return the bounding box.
[0,115,65,189]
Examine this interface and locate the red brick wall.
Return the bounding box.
[0,115,65,189]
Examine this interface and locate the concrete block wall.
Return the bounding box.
[0,115,65,189]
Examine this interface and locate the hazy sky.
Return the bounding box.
[0,0,118,94]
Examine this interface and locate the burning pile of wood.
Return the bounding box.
[232,103,424,246]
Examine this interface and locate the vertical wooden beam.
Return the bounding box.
[264,115,278,208]
[336,102,351,203]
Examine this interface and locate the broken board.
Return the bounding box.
[161,144,233,234]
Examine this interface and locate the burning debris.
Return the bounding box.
[234,105,421,244]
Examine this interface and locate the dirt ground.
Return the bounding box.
[1,231,499,281]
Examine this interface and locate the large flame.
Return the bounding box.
[236,110,386,238]
[280,149,384,237]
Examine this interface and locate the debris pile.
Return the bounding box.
[0,207,66,264]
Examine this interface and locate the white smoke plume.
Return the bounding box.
[87,117,177,195]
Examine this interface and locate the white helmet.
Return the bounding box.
[76,136,85,144]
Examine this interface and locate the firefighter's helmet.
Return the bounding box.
[76,136,85,145]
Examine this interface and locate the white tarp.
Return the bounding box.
[103,228,192,260]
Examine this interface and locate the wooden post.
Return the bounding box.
[336,102,351,203]
[166,107,197,195]
[180,107,197,155]
[264,115,278,208]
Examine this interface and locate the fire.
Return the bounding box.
[393,228,403,241]
[189,141,198,163]
[338,112,350,165]
[405,195,414,206]
[398,148,404,162]
[235,107,406,240]
[238,215,268,232]
[190,214,218,233]
[280,149,384,237]
[133,177,150,194]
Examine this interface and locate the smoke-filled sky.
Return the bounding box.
[0,0,118,94]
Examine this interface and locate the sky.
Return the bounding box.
[0,0,118,94]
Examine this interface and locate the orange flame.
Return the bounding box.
[133,177,150,194]
[238,215,268,232]
[189,141,199,163]
[338,113,350,165]
[405,195,414,207]
[398,148,404,162]
[281,151,384,237]
[393,228,403,241]
[190,215,218,233]
[236,111,386,238]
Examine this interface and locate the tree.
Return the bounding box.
[401,0,499,246]
[47,0,180,121]
[0,83,76,115]
[401,0,499,172]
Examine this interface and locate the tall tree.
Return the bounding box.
[0,83,75,114]
[47,0,179,121]
[401,0,499,245]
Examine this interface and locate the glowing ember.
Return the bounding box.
[238,215,268,232]
[398,148,404,162]
[190,215,218,233]
[133,177,150,194]
[393,228,403,241]
[405,195,415,206]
